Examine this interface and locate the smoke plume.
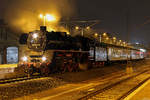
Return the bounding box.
[1,0,76,33]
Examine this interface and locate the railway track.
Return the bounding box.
[79,70,150,100]
[0,75,41,84]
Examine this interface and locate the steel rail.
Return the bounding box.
[118,76,150,100]
[78,70,148,100]
[0,76,41,84]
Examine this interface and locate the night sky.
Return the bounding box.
[1,0,150,46]
[76,0,150,46]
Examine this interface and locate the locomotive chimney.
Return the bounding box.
[40,26,47,32]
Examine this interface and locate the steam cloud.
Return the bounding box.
[1,0,76,33]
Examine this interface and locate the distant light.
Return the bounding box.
[86,26,90,30]
[113,37,116,40]
[46,14,56,21]
[136,42,139,44]
[75,26,79,30]
[103,32,107,36]
[66,32,70,35]
[39,14,43,18]
[106,37,109,40]
[33,33,38,39]
[140,49,146,52]
[119,40,122,42]
[94,33,98,37]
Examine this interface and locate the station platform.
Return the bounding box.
[0,64,17,68]
[124,79,150,100]
[0,64,17,79]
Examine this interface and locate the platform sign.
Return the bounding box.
[7,47,18,64]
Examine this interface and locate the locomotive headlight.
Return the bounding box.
[22,56,28,61]
[42,56,47,61]
[140,49,146,52]
[33,33,38,39]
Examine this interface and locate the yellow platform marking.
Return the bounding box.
[0,64,17,68]
[124,79,150,100]
[38,83,93,100]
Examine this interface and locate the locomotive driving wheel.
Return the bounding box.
[67,60,74,72]
[73,63,79,72]
[24,65,34,76]
[61,63,67,73]
[40,66,49,76]
[61,61,74,73]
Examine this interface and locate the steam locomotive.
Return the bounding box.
[18,26,145,75]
